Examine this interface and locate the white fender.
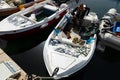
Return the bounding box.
[41,23,48,28]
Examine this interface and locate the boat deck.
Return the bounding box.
[0,49,27,80]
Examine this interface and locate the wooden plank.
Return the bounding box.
[0,49,27,80]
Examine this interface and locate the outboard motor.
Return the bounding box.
[100,8,117,37]
[102,8,117,25]
[79,12,99,40]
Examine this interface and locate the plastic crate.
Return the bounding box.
[113,22,120,32]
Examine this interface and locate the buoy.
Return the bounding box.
[18,4,25,10]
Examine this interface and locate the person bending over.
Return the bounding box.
[71,3,90,26]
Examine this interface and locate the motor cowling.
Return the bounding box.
[102,8,117,24]
[107,8,117,15]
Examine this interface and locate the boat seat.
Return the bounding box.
[43,4,58,12]
[43,4,58,16]
[28,13,37,21]
[20,15,37,23]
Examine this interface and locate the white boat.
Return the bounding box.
[0,0,69,39]
[0,0,45,17]
[43,6,99,79]
[99,8,120,51]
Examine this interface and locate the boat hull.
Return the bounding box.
[44,35,97,79]
[0,0,44,17]
[44,38,96,79]
[0,10,67,40]
[99,33,120,51]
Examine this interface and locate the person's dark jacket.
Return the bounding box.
[72,6,90,19]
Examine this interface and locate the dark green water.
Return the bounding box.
[82,0,120,18]
[0,0,120,80]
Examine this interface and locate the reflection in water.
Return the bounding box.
[10,41,49,76]
[3,33,46,55]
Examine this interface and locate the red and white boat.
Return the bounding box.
[0,0,68,39]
